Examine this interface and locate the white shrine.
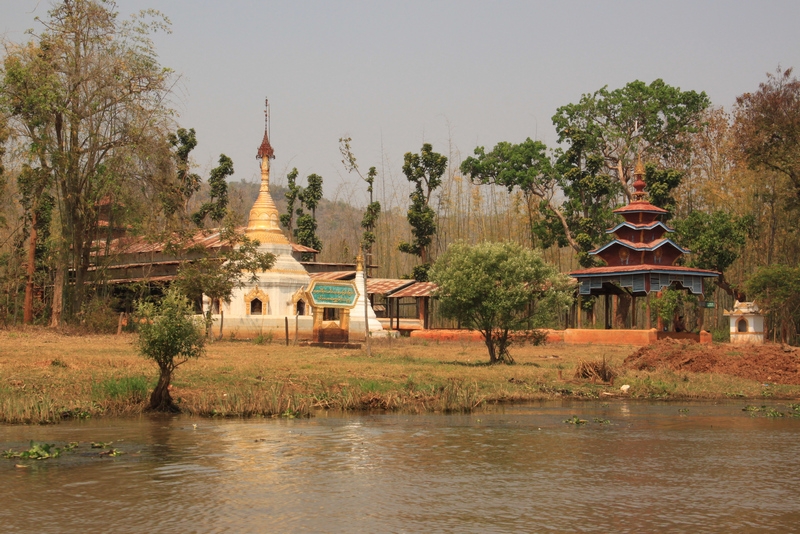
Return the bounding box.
[724,301,765,344]
[203,102,384,340]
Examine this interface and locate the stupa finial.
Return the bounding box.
[356,253,364,273]
[631,152,647,202]
[256,98,275,160]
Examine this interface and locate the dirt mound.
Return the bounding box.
[624,340,800,385]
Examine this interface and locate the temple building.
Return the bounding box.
[202,102,385,339]
[569,157,718,332]
[204,103,312,335]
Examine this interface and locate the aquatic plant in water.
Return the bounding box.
[3,441,77,460]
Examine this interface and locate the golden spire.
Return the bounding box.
[356,253,364,272]
[631,153,647,202]
[245,100,289,245]
[634,153,645,176]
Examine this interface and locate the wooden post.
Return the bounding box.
[631,296,637,329]
[284,316,289,346]
[646,293,652,329]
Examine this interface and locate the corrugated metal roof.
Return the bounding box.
[309,271,354,281]
[391,282,438,298]
[291,243,319,253]
[97,228,238,256]
[570,264,719,277]
[367,278,414,295]
[590,238,689,255]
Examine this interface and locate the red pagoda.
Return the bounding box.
[569,157,718,329]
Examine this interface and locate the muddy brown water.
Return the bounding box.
[2,401,800,533]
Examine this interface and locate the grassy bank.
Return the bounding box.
[1,328,799,424]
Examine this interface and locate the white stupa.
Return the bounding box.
[204,101,312,338]
[349,254,386,337]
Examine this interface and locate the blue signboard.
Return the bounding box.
[308,281,358,308]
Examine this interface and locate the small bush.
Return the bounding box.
[79,297,120,334]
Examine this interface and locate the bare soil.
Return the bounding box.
[624,340,800,385]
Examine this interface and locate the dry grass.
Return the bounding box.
[1,327,798,424]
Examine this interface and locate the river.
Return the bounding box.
[2,401,800,532]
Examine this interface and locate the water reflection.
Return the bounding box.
[2,402,800,532]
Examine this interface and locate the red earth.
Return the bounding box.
[624,339,800,385]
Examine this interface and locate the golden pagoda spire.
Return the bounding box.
[246,99,289,245]
[631,152,647,202]
[356,253,364,272]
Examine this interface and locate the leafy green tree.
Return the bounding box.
[430,241,573,364]
[1,0,174,324]
[192,154,233,227]
[399,143,447,278]
[163,127,201,217]
[746,264,800,344]
[173,226,275,338]
[279,168,300,238]
[460,138,557,248]
[294,173,323,259]
[135,288,205,412]
[643,163,683,218]
[735,67,800,204]
[552,79,710,201]
[676,210,754,298]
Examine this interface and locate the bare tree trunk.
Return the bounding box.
[149,367,178,412]
[50,266,65,327]
[23,213,37,324]
[217,309,224,340]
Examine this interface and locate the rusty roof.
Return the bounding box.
[96,228,237,256]
[309,271,354,281]
[291,243,319,253]
[366,278,414,295]
[613,201,668,214]
[391,282,438,298]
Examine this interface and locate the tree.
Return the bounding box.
[552,79,710,202]
[460,138,557,249]
[1,0,174,325]
[135,287,205,412]
[279,167,300,238]
[746,264,800,344]
[339,137,381,256]
[192,154,233,227]
[173,226,275,339]
[735,67,800,203]
[294,173,323,259]
[399,143,447,280]
[430,241,573,364]
[17,165,55,323]
[676,210,754,299]
[161,127,201,217]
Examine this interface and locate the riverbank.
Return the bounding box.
[1,328,799,424]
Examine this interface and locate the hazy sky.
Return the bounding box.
[3,1,800,205]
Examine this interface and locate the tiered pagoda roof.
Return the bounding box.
[569,157,718,296]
